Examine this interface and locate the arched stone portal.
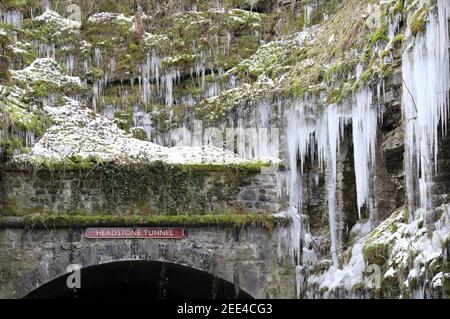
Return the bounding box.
[0,226,297,299]
[25,260,253,299]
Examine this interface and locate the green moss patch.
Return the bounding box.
[0,212,280,229]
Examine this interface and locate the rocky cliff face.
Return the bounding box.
[0,0,449,298]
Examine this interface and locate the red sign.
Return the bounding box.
[85,227,184,239]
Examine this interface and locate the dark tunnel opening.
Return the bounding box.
[24,260,253,299]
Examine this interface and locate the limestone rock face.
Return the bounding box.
[0,55,9,72]
[0,55,10,82]
[382,127,404,160]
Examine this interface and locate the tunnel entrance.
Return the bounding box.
[25,260,253,299]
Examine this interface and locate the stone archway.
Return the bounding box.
[0,226,296,299]
[24,260,253,299]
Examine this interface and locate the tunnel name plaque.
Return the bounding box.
[85,227,184,239]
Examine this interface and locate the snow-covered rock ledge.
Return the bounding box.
[13,98,279,167]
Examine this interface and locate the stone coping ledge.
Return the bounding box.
[3,160,282,174]
[0,213,291,230]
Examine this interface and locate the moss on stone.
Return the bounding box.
[89,66,104,80]
[113,108,133,132]
[371,21,389,46]
[0,95,51,145]
[363,208,407,267]
[1,136,23,156]
[5,211,279,229]
[379,273,402,298]
[195,0,407,121]
[7,159,275,215]
[130,127,147,140]
[1,0,40,11]
[0,68,11,82]
[410,3,430,36]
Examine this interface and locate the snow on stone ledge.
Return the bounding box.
[14,99,268,166]
[33,10,81,30]
[87,12,132,24]
[12,58,85,92]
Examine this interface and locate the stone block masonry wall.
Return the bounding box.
[0,163,287,215]
[0,225,296,299]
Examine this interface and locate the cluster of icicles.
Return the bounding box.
[0,10,23,30]
[403,0,450,216]
[284,0,450,297]
[284,73,381,268]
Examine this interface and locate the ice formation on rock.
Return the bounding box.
[306,1,450,296]
[403,0,450,214]
[352,77,378,221]
[284,98,346,266]
[0,10,23,30]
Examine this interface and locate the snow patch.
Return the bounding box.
[15,99,270,166]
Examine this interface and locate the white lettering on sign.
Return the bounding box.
[85,227,184,239]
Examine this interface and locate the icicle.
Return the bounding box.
[151,50,161,90]
[132,107,152,141]
[236,117,246,158]
[195,51,206,90]
[163,70,175,109]
[284,98,343,271]
[43,0,50,12]
[138,50,162,107]
[304,4,313,27]
[226,32,232,51]
[102,105,118,120]
[0,10,23,30]
[388,12,402,41]
[37,42,56,59]
[256,102,270,159]
[284,99,316,264]
[25,131,35,147]
[403,0,450,215]
[181,94,195,107]
[94,48,102,66]
[326,105,340,267]
[352,65,378,220]
[92,79,103,113]
[109,58,116,75]
[64,54,75,75]
[228,75,236,89]
[144,78,151,106]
